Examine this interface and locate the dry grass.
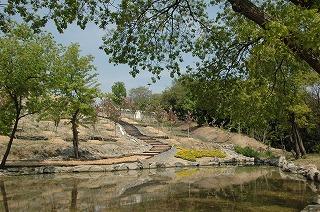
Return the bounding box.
[294,154,320,169]
[0,116,150,161]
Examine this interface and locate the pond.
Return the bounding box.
[0,166,319,211]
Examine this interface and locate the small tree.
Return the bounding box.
[167,108,177,133]
[51,44,100,159]
[128,86,152,111]
[111,82,126,108]
[0,25,58,168]
[152,104,167,134]
[99,98,121,136]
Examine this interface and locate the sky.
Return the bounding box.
[31,3,220,94]
[45,22,174,94]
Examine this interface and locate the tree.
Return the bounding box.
[2,1,320,77]
[98,97,121,136]
[101,0,320,80]
[0,25,58,168]
[161,80,195,119]
[128,86,152,111]
[51,44,100,159]
[111,82,126,107]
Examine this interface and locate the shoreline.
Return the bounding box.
[0,156,319,184]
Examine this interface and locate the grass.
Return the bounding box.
[294,153,320,169]
[234,145,274,159]
[175,148,226,161]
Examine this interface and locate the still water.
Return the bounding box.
[0,166,319,211]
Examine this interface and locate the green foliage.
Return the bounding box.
[0,24,58,126]
[161,79,195,119]
[234,146,260,158]
[49,43,100,125]
[128,86,152,111]
[175,148,226,162]
[315,144,320,154]
[234,146,274,159]
[111,82,127,107]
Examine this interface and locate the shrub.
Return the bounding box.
[234,146,260,158]
[234,145,274,158]
[175,148,226,161]
[315,144,320,153]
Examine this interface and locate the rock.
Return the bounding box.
[301,205,320,212]
[119,164,129,170]
[208,161,219,166]
[174,162,185,167]
[89,166,105,172]
[43,166,55,174]
[73,165,92,172]
[268,158,279,166]
[306,168,319,181]
[112,164,120,171]
[148,162,166,169]
[127,162,143,170]
[35,167,45,174]
[7,168,20,172]
[189,162,200,167]
[112,163,129,171]
[55,166,74,173]
[278,156,287,167]
[282,162,297,173]
[312,195,320,204]
[314,172,320,182]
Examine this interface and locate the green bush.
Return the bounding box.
[234,146,260,158]
[234,145,274,158]
[315,144,320,153]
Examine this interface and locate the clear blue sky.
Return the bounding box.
[45,22,173,93]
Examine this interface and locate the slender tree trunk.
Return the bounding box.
[294,123,306,155]
[0,110,20,169]
[0,181,9,212]
[290,113,307,156]
[291,135,301,159]
[71,109,80,159]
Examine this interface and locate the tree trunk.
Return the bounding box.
[114,122,117,137]
[71,109,80,159]
[294,122,307,155]
[227,0,320,75]
[290,113,307,156]
[0,111,20,169]
[290,135,301,159]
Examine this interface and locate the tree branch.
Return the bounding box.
[227,0,320,75]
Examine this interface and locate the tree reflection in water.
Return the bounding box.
[0,181,9,212]
[70,180,78,211]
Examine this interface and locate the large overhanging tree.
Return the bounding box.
[0,0,320,77]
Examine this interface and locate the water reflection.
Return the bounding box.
[0,181,9,212]
[0,167,319,211]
